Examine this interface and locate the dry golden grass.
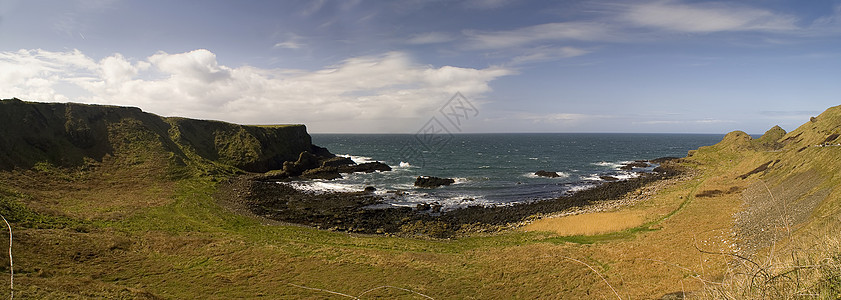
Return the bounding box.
[8,121,841,298]
[521,211,645,236]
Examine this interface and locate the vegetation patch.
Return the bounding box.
[737,160,778,179]
[694,186,740,198]
[521,211,645,236]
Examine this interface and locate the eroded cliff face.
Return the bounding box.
[0,98,316,173]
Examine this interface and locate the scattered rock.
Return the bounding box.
[535,170,561,178]
[414,176,455,188]
[650,157,679,163]
[600,175,619,181]
[620,161,650,170]
[363,186,377,193]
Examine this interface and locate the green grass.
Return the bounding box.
[5,100,841,298]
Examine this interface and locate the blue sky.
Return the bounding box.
[1,0,840,133]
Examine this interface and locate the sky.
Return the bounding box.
[1,0,840,134]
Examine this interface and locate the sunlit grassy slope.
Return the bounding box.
[1,100,841,298]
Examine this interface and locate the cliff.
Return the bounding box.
[0,98,317,173]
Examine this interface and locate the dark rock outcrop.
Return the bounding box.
[535,170,561,178]
[414,176,455,188]
[650,157,679,163]
[300,166,342,180]
[619,161,650,170]
[320,156,355,168]
[337,162,392,173]
[281,151,321,176]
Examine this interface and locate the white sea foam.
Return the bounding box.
[612,171,641,180]
[398,161,414,168]
[567,183,597,194]
[338,154,375,164]
[452,177,469,184]
[582,174,603,181]
[592,161,623,169]
[283,180,360,193]
[583,171,641,182]
[436,195,494,210]
[522,171,570,179]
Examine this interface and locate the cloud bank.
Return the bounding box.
[0,49,511,132]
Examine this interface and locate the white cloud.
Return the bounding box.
[464,22,614,49]
[621,1,797,33]
[274,41,304,49]
[462,1,805,52]
[273,33,308,50]
[509,46,591,65]
[633,119,735,125]
[463,0,515,10]
[514,112,612,124]
[406,32,456,45]
[0,49,512,133]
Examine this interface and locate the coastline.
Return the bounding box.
[216,158,689,238]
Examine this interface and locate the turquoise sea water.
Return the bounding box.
[298,133,723,210]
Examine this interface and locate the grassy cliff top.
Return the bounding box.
[0,98,314,173]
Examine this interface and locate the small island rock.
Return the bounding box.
[414,176,455,188]
[534,170,561,178]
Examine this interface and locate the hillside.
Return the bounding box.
[0,99,840,298]
[682,105,841,297]
[0,98,315,174]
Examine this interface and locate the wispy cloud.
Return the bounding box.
[514,112,613,124]
[0,49,512,132]
[274,33,306,50]
[620,0,798,33]
[463,0,516,10]
[509,46,591,65]
[464,22,615,49]
[633,119,735,125]
[274,41,304,49]
[406,32,456,45]
[461,0,815,53]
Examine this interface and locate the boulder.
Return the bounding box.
[338,162,392,173]
[282,151,321,176]
[534,170,561,178]
[600,175,619,181]
[300,166,342,180]
[414,176,455,188]
[321,156,355,168]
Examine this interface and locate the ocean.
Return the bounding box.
[292,133,723,210]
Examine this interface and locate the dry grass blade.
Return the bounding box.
[288,283,359,299]
[1,215,11,300]
[759,180,790,239]
[289,283,435,299]
[553,256,622,300]
[357,285,434,299]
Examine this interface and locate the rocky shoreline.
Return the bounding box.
[217,157,688,238]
